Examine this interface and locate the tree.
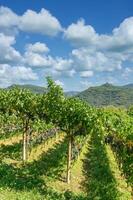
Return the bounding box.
[61,98,93,183]
[44,78,93,183]
[9,88,38,162]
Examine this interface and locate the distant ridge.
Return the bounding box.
[7,84,79,96]
[77,82,133,107]
[123,83,133,88]
[8,84,46,94]
[5,83,133,107]
[65,91,79,96]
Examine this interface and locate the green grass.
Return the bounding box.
[0,132,132,200]
[105,145,132,200]
[0,134,82,200]
[82,131,132,200]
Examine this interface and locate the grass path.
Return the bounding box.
[47,137,90,195]
[28,133,65,162]
[82,131,132,200]
[0,131,132,200]
[105,144,132,200]
[0,133,67,200]
[0,132,65,165]
[0,134,22,146]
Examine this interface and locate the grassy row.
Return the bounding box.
[0,133,85,200]
[82,130,132,200]
[0,130,132,200]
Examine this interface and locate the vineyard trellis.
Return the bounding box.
[0,78,132,187]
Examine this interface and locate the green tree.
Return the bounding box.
[9,88,38,162]
[44,78,93,183]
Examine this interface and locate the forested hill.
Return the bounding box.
[6,83,133,107]
[8,84,47,94]
[77,83,133,107]
[7,84,78,96]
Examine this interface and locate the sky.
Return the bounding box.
[0,0,133,91]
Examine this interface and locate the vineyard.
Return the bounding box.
[0,78,132,200]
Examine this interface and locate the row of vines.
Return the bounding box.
[0,77,132,188]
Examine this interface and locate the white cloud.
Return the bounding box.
[0,64,38,87]
[64,18,133,73]
[65,17,133,52]
[55,80,64,87]
[72,48,122,72]
[0,6,19,28]
[19,8,62,36]
[64,69,76,77]
[0,33,22,63]
[0,6,19,35]
[80,70,93,78]
[112,17,133,48]
[26,42,49,54]
[44,68,76,78]
[122,67,133,79]
[54,58,73,71]
[24,46,73,74]
[0,32,15,46]
[64,19,98,46]
[0,6,62,36]
[80,80,93,88]
[10,66,38,80]
[24,51,53,68]
[1,6,133,89]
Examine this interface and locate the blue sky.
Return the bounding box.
[0,0,133,91]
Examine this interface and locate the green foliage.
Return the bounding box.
[0,78,133,199]
[8,84,46,94]
[77,83,133,107]
[101,108,133,186]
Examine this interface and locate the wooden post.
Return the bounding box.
[67,135,72,184]
[22,119,29,163]
[23,131,26,162]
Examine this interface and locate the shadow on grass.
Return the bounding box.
[26,139,67,179]
[0,142,22,160]
[0,139,67,196]
[82,132,120,200]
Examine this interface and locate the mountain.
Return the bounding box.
[77,83,133,107]
[65,91,79,97]
[7,84,79,96]
[123,84,133,88]
[6,83,133,107]
[8,84,46,94]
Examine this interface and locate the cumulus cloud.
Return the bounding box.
[64,69,76,77]
[72,48,122,72]
[64,19,98,46]
[64,18,132,74]
[0,6,62,36]
[24,42,53,68]
[26,42,50,54]
[80,80,93,88]
[19,8,62,36]
[0,33,22,63]
[80,70,94,78]
[24,52,53,68]
[0,6,18,27]
[55,80,64,87]
[24,51,75,78]
[122,67,133,79]
[64,17,133,74]
[24,43,73,74]
[0,64,38,87]
[1,6,133,89]
[0,6,19,35]
[111,17,133,50]
[65,17,133,52]
[54,58,73,71]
